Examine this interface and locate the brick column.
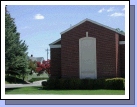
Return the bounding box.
[115,33,119,77]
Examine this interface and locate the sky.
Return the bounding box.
[7,5,125,60]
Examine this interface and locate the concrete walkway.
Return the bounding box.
[5,80,47,88]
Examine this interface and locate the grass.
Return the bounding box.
[26,72,49,81]
[5,75,29,84]
[28,77,48,83]
[5,72,49,84]
[5,86,125,95]
[5,81,10,84]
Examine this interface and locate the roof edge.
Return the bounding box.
[49,38,61,45]
[60,19,87,35]
[49,44,61,48]
[60,18,125,36]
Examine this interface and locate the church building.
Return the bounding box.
[49,18,125,79]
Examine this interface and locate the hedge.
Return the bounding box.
[105,78,125,90]
[42,78,125,90]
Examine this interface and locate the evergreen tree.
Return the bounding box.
[5,6,29,80]
[115,28,125,34]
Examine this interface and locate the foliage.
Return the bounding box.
[5,6,28,79]
[42,78,125,90]
[105,78,125,90]
[115,28,125,34]
[36,60,51,76]
[41,81,47,88]
[88,79,106,89]
[69,78,81,89]
[28,59,51,76]
[44,78,59,90]
[59,79,71,89]
[80,79,92,89]
[28,59,37,75]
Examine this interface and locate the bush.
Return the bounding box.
[105,78,125,90]
[59,79,70,89]
[92,79,106,89]
[69,78,81,89]
[45,78,60,89]
[41,81,47,89]
[42,78,125,90]
[79,79,92,90]
[42,81,47,86]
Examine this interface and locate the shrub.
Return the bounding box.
[105,78,125,90]
[41,81,47,89]
[42,78,125,90]
[42,81,47,86]
[69,78,81,89]
[59,79,71,90]
[45,78,60,89]
[80,79,92,90]
[92,79,106,89]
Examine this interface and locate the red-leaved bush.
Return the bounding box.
[36,60,50,76]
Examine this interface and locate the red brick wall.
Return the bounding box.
[50,48,61,78]
[119,34,125,41]
[119,44,125,77]
[61,21,124,79]
[115,33,119,77]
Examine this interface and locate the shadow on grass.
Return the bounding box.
[5,87,21,92]
[5,75,29,84]
[5,86,44,93]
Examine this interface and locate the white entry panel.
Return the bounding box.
[79,37,97,79]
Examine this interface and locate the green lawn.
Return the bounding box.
[5,86,125,95]
[5,72,49,84]
[26,72,49,81]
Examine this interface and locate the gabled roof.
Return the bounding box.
[60,18,125,36]
[49,38,61,45]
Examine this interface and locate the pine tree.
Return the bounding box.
[115,28,125,35]
[5,6,29,80]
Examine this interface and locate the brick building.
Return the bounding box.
[49,18,125,79]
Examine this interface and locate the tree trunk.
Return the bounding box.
[15,75,16,84]
[22,72,25,81]
[23,76,25,81]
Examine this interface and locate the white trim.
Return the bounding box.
[49,38,61,45]
[60,18,125,36]
[49,45,61,48]
[119,41,125,44]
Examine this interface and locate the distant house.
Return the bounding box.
[49,18,125,79]
[36,57,44,64]
[29,55,44,64]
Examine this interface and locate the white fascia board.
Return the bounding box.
[87,19,125,36]
[60,19,87,35]
[60,18,125,36]
[119,41,125,44]
[49,45,61,48]
[49,38,61,45]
